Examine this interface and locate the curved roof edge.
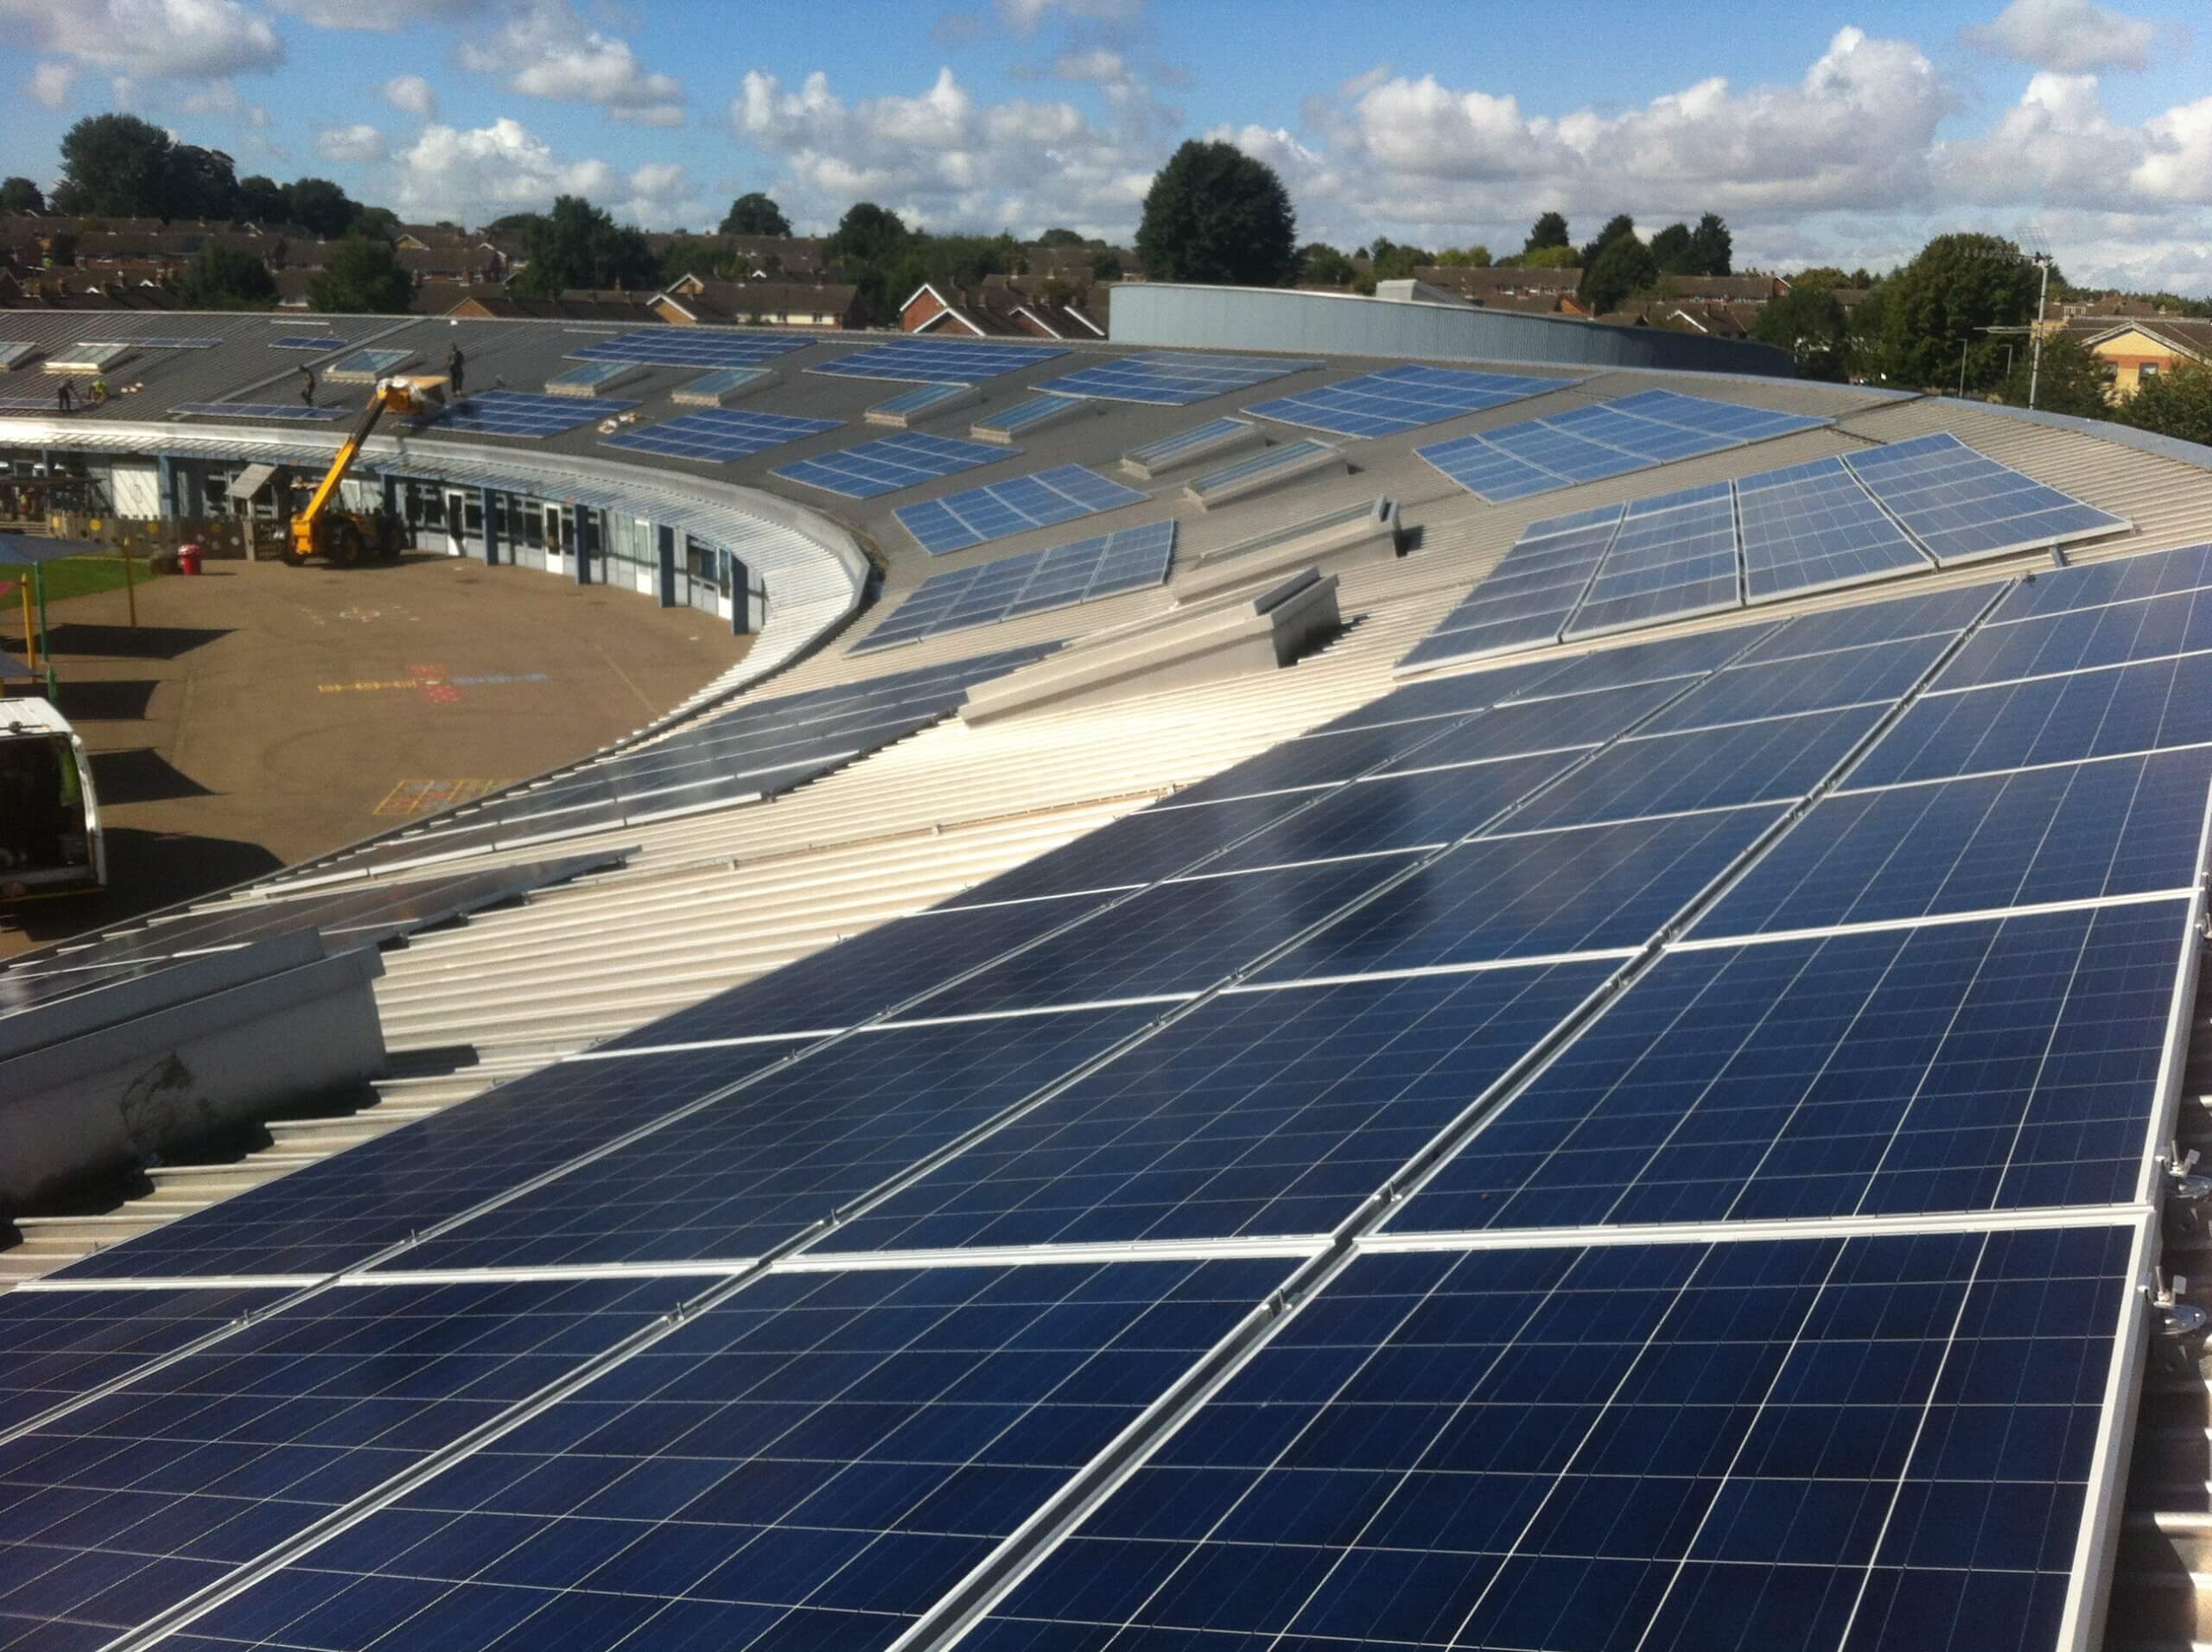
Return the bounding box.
[1918,392,2212,473]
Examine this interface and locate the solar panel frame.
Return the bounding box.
[600,406,842,464]
[1243,364,1565,438]
[566,329,815,369]
[1737,457,1933,602]
[1935,580,2212,690]
[807,339,1068,383]
[896,465,1146,556]
[1846,432,2131,566]
[770,431,1010,499]
[412,389,638,440]
[1035,353,1318,405]
[850,521,1174,654]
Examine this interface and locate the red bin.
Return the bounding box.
[177,543,202,575]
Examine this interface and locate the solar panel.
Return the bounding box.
[566,328,814,368]
[1940,581,2212,689]
[1036,351,1317,405]
[852,521,1174,653]
[771,430,1007,499]
[1396,516,1618,671]
[601,406,840,464]
[1738,455,1931,601]
[1245,363,1564,437]
[1847,431,2130,564]
[808,338,1067,383]
[326,346,414,381]
[967,1224,2133,1652]
[1564,481,1743,638]
[1392,899,2187,1229]
[896,464,1145,556]
[184,1259,1290,1652]
[0,1283,283,1433]
[1639,632,1953,734]
[269,334,353,350]
[173,401,346,422]
[413,388,639,438]
[1985,538,2212,622]
[1738,583,1998,663]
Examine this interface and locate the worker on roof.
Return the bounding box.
[445,343,466,400]
[54,379,71,415]
[298,364,315,407]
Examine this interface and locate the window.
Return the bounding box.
[2140,362,2161,379]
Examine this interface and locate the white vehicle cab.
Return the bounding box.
[0,697,103,899]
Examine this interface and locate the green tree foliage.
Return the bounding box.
[827,201,912,267]
[2,177,46,214]
[487,212,543,234]
[166,144,240,219]
[2121,362,2212,445]
[307,235,413,313]
[1135,139,1297,286]
[1688,212,1732,276]
[1365,237,1433,283]
[1997,333,2113,418]
[1297,242,1355,285]
[236,175,287,225]
[1649,223,1694,275]
[512,194,658,296]
[1751,283,1850,381]
[1434,245,1491,267]
[1870,232,2040,391]
[718,192,791,236]
[1036,226,1087,247]
[53,115,238,219]
[282,178,360,238]
[1518,244,1579,270]
[1090,250,1123,281]
[175,243,276,309]
[351,206,399,242]
[1580,233,1657,315]
[1579,213,1636,268]
[1522,211,1569,256]
[657,234,727,285]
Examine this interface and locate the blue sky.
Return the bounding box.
[3,0,2208,290]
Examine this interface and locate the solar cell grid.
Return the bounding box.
[809,338,1066,383]
[414,389,637,439]
[1936,580,2212,689]
[1372,677,1688,772]
[1392,899,2187,1232]
[1502,624,1783,701]
[1738,584,1995,664]
[270,334,352,350]
[1037,353,1316,405]
[1986,539,2212,622]
[1641,632,1952,734]
[853,521,1173,652]
[968,1224,2132,1652]
[0,1285,283,1435]
[1245,363,1564,438]
[568,329,812,368]
[772,430,1007,499]
[1846,432,2130,565]
[1738,454,1931,602]
[601,406,840,464]
[896,464,1145,556]
[1397,610,1572,670]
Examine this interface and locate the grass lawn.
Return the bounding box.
[20,556,162,606]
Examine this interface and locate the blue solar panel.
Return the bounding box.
[1988,539,2212,622]
[1565,482,1743,637]
[1394,899,2186,1230]
[1850,649,2212,788]
[1738,455,1931,601]
[414,389,636,439]
[1371,677,1688,772]
[830,962,1615,1253]
[968,1224,2132,1652]
[1938,581,2212,689]
[0,1284,282,1434]
[810,339,1066,383]
[601,406,840,464]
[1255,804,1784,980]
[896,465,1145,556]
[173,402,346,421]
[0,1274,695,1645]
[1037,352,1316,404]
[270,334,353,350]
[1847,432,2130,565]
[1700,746,2212,937]
[567,329,813,368]
[853,521,1175,654]
[181,1259,1288,1652]
[1201,753,1581,872]
[1640,632,1952,734]
[1420,392,1828,502]
[378,1006,1154,1272]
[1396,517,1617,671]
[1506,625,1783,699]
[1245,364,1564,437]
[771,430,1008,498]
[1740,584,1996,663]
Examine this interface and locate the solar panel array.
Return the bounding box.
[851,521,1176,655]
[269,334,353,350]
[1404,434,2127,668]
[261,645,1057,882]
[809,339,1067,383]
[600,406,841,464]
[325,346,415,381]
[13,543,2198,1652]
[896,463,1147,555]
[117,335,221,350]
[412,388,639,439]
[1420,388,1831,500]
[1033,351,1317,405]
[172,402,347,423]
[1245,362,1566,436]
[567,329,815,368]
[771,431,1008,499]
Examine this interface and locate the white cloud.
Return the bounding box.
[995,0,1141,35]
[269,0,490,27]
[315,121,385,162]
[383,72,435,117]
[1963,0,2159,74]
[0,0,283,82]
[1941,72,2143,206]
[179,78,269,124]
[26,60,75,109]
[386,116,617,221]
[458,0,684,126]
[2133,96,2212,204]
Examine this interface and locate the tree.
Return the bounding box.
[2121,362,2212,446]
[657,234,726,285]
[166,144,239,219]
[1518,244,1578,270]
[512,194,658,296]
[1036,226,1086,247]
[1649,223,1694,276]
[1522,211,1569,256]
[1871,232,2041,391]
[1298,242,1356,285]
[1366,237,1433,283]
[2,177,45,214]
[1997,333,2112,419]
[1135,139,1296,286]
[237,175,288,225]
[1688,212,1732,276]
[1090,251,1124,281]
[718,192,791,236]
[1751,283,1849,381]
[283,178,359,239]
[52,115,181,217]
[175,244,276,309]
[308,235,414,313]
[351,206,399,242]
[1434,245,1491,268]
[1579,233,1657,315]
[487,211,543,234]
[826,201,912,267]
[1578,213,1636,268]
